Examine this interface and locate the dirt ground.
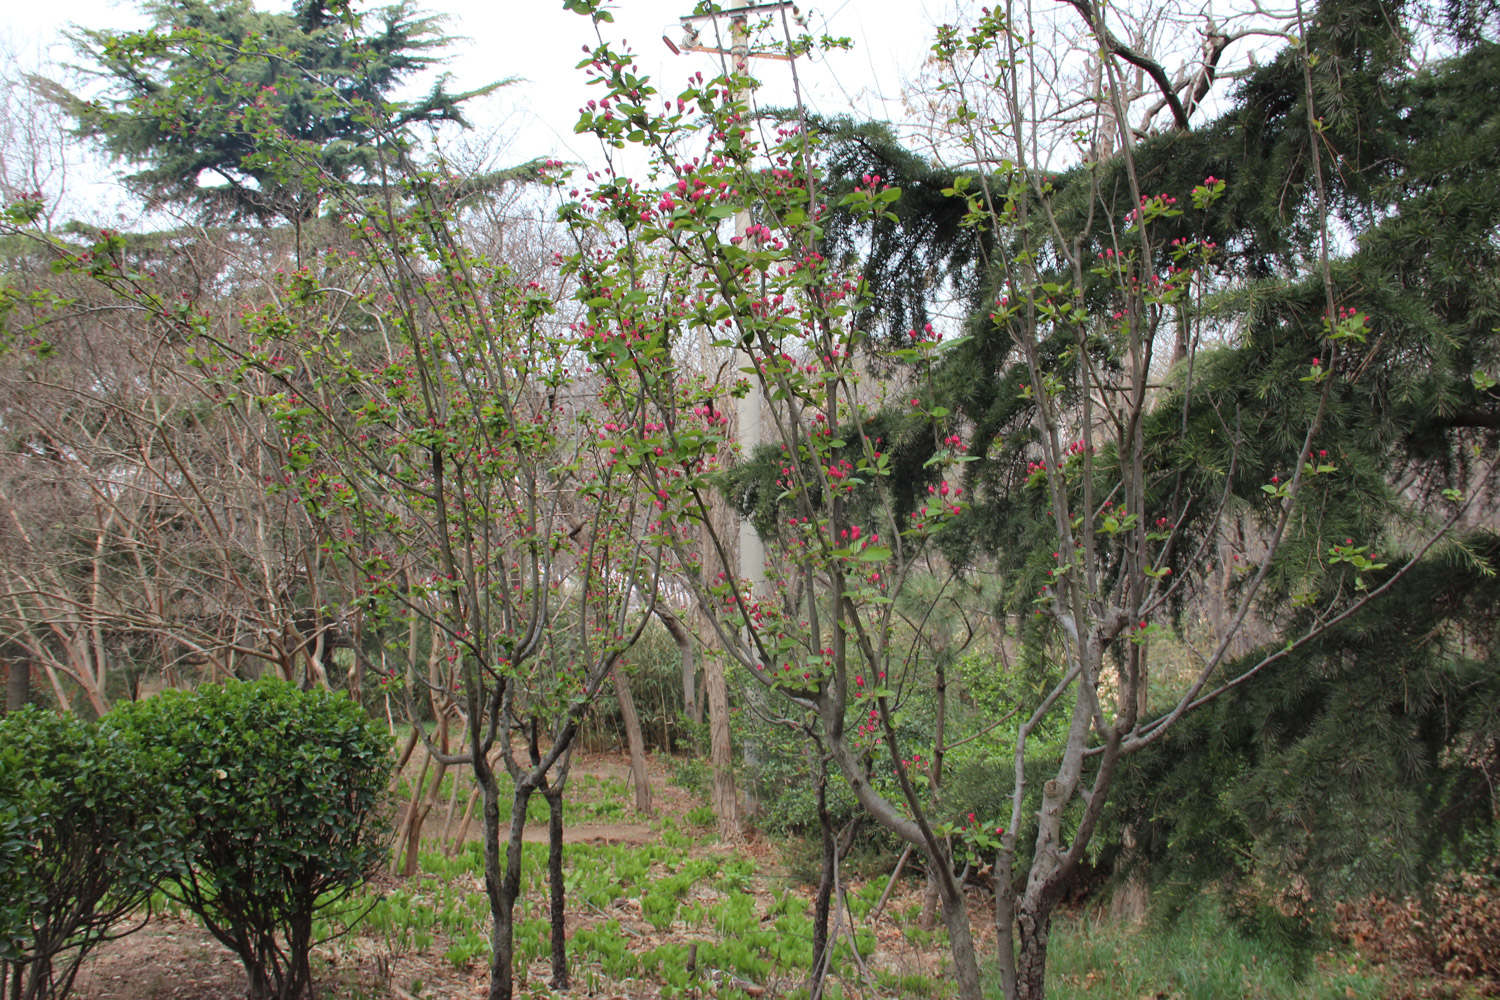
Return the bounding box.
[67,751,809,1000]
[71,918,250,1000]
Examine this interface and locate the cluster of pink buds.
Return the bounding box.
[928,480,961,499]
[1124,192,1178,225]
[691,404,728,427]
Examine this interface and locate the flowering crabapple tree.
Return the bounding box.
[12,31,660,998]
[219,161,663,998]
[557,2,1000,995]
[558,2,1484,999]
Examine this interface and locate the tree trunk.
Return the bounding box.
[920,869,940,930]
[408,757,448,876]
[1108,825,1148,924]
[486,782,531,1000]
[658,607,701,725]
[930,848,983,1000]
[283,915,313,1000]
[475,725,530,1000]
[994,849,1019,1000]
[923,660,949,931]
[545,790,569,989]
[1013,902,1055,1000]
[394,711,452,875]
[395,745,449,876]
[823,707,983,1000]
[809,769,835,1000]
[392,725,420,773]
[611,665,652,815]
[703,644,740,838]
[439,764,465,848]
[447,786,480,852]
[393,750,431,875]
[4,659,30,714]
[244,962,275,1000]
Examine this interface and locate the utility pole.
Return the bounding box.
[729,14,767,605]
[671,2,795,601]
[666,1,797,838]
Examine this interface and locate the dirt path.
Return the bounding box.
[519,820,658,845]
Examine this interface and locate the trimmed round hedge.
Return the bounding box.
[0,707,170,1000]
[106,678,392,1000]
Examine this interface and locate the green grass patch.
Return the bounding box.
[1040,896,1392,1000]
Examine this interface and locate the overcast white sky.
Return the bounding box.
[2,0,951,218]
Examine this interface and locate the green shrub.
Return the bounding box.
[0,707,170,1000]
[107,678,392,1000]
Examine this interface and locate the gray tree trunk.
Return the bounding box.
[4,659,30,714]
[611,665,652,814]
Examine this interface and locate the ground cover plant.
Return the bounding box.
[57,749,1427,1000]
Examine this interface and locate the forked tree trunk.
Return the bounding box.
[823,700,982,1000]
[403,755,449,876]
[393,714,452,875]
[392,748,430,874]
[999,686,1125,1000]
[484,776,532,1000]
[471,714,531,1000]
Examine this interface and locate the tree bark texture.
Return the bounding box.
[1013,904,1054,1000]
[545,791,569,989]
[703,640,740,838]
[809,771,835,1000]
